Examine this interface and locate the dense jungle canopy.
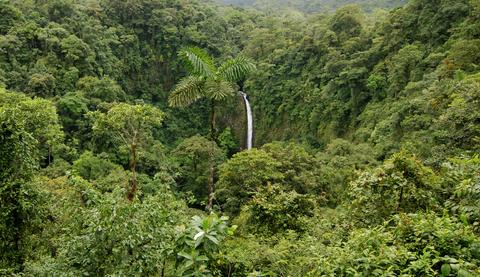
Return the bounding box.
[1,0,479,275]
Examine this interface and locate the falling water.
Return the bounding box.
[240,91,253,150]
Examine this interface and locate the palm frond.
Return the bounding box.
[179,47,216,78]
[205,79,235,101]
[218,56,256,83]
[168,76,205,107]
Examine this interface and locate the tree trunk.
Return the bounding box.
[208,162,215,210]
[207,100,216,209]
[397,186,404,212]
[210,100,216,142]
[161,259,166,277]
[128,142,138,201]
[48,145,52,166]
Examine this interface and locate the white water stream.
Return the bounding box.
[240,91,253,149]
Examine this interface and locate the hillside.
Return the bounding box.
[1,0,479,275]
[216,0,408,13]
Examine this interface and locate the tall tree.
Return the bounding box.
[168,47,255,208]
[171,135,226,207]
[90,103,164,200]
[0,89,63,271]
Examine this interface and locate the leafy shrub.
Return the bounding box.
[312,213,480,276]
[243,184,315,233]
[261,141,320,194]
[218,142,333,216]
[24,185,187,276]
[349,151,440,225]
[174,214,237,276]
[433,81,480,154]
[0,90,63,271]
[217,149,283,216]
[445,155,480,232]
[171,135,225,206]
[315,139,378,205]
[72,151,120,181]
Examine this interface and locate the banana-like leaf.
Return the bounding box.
[179,47,216,78]
[168,76,204,107]
[218,56,256,82]
[178,251,193,260]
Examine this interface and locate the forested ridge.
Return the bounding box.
[215,0,407,13]
[1,0,479,276]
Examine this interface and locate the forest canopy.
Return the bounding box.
[0,0,479,275]
[215,0,408,13]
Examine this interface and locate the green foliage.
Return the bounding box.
[242,0,479,160]
[387,44,423,97]
[25,184,187,276]
[169,47,255,107]
[168,76,206,107]
[77,76,126,104]
[445,155,480,233]
[90,102,164,157]
[27,72,56,97]
[217,127,239,156]
[179,47,216,79]
[329,5,364,41]
[315,139,378,205]
[0,1,22,35]
[0,89,63,271]
[0,90,63,157]
[0,0,250,148]
[1,0,480,275]
[313,213,480,276]
[218,56,257,83]
[89,102,164,199]
[171,135,226,206]
[216,0,407,13]
[448,39,480,72]
[349,151,440,225]
[217,149,283,215]
[174,214,237,276]
[219,140,376,218]
[72,151,120,181]
[244,184,315,233]
[354,79,480,164]
[220,212,480,276]
[136,141,173,177]
[56,91,89,137]
[433,81,480,154]
[169,46,255,209]
[261,141,320,194]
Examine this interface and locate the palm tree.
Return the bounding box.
[169,47,255,209]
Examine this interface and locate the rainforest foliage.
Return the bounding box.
[216,0,407,13]
[1,0,480,276]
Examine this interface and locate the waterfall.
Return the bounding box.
[240,91,253,150]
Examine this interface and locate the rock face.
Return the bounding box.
[216,94,251,150]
